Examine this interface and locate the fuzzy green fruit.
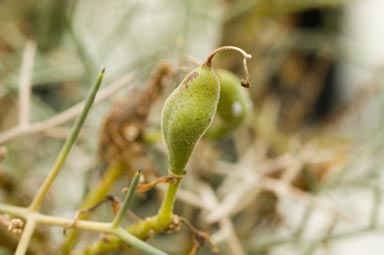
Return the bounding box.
[161,66,220,175]
[206,69,251,138]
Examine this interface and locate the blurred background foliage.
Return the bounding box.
[1,0,384,254]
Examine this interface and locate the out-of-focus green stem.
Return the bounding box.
[83,164,125,210]
[29,69,105,212]
[14,216,36,255]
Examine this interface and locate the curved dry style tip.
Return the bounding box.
[203,46,252,67]
[241,79,250,88]
[202,46,252,88]
[241,57,251,88]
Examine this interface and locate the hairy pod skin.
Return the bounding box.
[161,66,220,175]
[207,69,251,138]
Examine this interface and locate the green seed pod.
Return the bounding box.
[161,46,252,175]
[161,66,220,175]
[206,69,252,138]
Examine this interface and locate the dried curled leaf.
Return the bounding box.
[99,62,173,167]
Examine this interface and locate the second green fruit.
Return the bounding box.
[206,69,251,138]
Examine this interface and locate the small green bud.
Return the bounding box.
[161,66,220,175]
[206,69,252,138]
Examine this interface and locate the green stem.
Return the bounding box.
[29,69,105,212]
[80,176,184,254]
[0,203,28,216]
[112,170,141,228]
[15,216,36,255]
[114,228,168,255]
[62,164,125,254]
[58,174,184,254]
[156,175,183,223]
[0,202,167,255]
[82,164,125,209]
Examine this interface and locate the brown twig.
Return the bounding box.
[18,41,36,127]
